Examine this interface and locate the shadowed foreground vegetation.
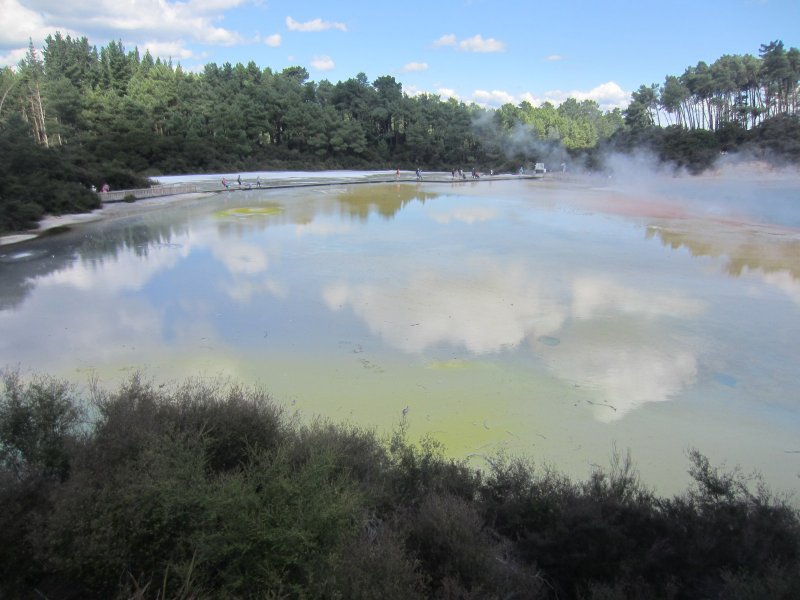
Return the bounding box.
[1,370,799,599]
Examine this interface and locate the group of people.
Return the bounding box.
[396,167,500,181]
[451,168,483,179]
[221,175,261,189]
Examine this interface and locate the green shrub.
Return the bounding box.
[405,492,541,598]
[718,564,800,600]
[0,369,83,481]
[384,426,479,511]
[320,519,428,599]
[88,374,286,475]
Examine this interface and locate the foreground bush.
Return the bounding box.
[1,369,798,599]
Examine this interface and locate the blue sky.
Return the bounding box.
[1,0,797,110]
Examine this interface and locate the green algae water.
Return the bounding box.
[1,174,799,497]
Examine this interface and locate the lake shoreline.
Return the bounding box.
[3,162,796,248]
[0,171,553,247]
[0,192,216,247]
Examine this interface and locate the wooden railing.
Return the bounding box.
[98,183,200,202]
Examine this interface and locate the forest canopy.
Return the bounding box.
[0,35,798,232]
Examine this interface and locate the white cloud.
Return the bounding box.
[437,87,459,100]
[544,54,564,61]
[142,40,194,61]
[518,92,544,105]
[402,61,428,72]
[417,80,628,111]
[0,0,244,50]
[264,33,281,47]
[187,0,244,10]
[310,55,335,71]
[575,81,629,108]
[433,33,457,47]
[181,62,208,74]
[520,81,629,111]
[286,16,346,32]
[473,89,515,106]
[433,33,505,52]
[0,46,29,68]
[458,34,505,53]
[0,0,74,46]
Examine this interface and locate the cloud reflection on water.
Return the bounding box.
[3,177,797,434]
[0,284,163,372]
[544,323,699,422]
[324,260,566,355]
[325,262,707,421]
[210,238,270,275]
[429,206,499,224]
[758,269,800,306]
[572,276,706,320]
[38,242,189,293]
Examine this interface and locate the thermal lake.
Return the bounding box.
[1,169,799,497]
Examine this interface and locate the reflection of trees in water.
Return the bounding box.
[0,250,65,310]
[212,185,441,237]
[646,224,800,279]
[0,216,188,310]
[334,184,439,220]
[81,217,188,261]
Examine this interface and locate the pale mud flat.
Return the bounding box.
[0,192,215,246]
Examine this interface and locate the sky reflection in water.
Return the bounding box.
[1,176,799,496]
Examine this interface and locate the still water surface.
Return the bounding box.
[2,173,799,496]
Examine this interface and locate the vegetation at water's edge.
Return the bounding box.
[1,35,799,232]
[1,369,799,599]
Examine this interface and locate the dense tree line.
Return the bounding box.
[1,35,798,232]
[0,33,625,232]
[0,33,627,177]
[612,40,800,174]
[1,370,799,599]
[625,40,799,131]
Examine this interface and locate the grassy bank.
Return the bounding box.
[1,369,798,599]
